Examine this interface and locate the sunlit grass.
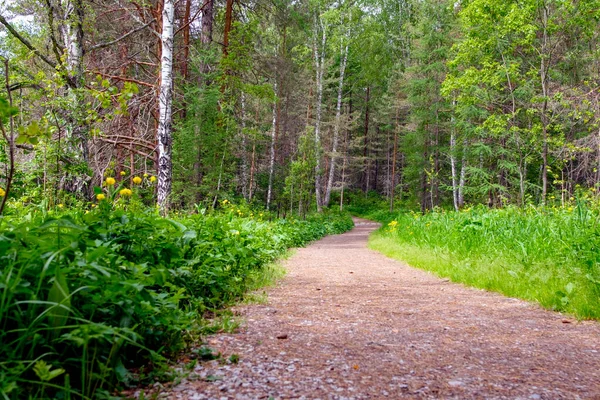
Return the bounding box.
[368,203,600,320]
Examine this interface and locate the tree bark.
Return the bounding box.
[363,86,370,193]
[223,0,234,56]
[324,35,349,207]
[313,13,326,212]
[157,0,175,213]
[267,84,278,210]
[240,92,248,199]
[390,105,399,212]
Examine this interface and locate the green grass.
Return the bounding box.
[367,204,600,320]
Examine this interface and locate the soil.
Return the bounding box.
[154,218,600,399]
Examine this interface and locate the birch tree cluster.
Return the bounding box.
[1,0,600,212]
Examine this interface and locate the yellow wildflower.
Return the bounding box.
[120,171,126,176]
[143,173,148,177]
[0,187,5,197]
[58,204,64,208]
[149,176,157,183]
[96,193,106,201]
[132,176,142,185]
[105,177,116,186]
[119,188,132,197]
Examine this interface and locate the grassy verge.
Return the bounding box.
[365,204,600,320]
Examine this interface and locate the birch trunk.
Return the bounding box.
[458,139,467,208]
[240,92,248,199]
[266,84,277,210]
[313,14,326,212]
[62,0,90,194]
[324,36,348,207]
[156,0,175,213]
[390,105,399,212]
[539,2,550,203]
[450,126,459,211]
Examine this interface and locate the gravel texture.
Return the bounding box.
[153,218,600,399]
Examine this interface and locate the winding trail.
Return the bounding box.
[166,218,600,399]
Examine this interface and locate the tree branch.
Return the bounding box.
[175,0,210,36]
[87,19,156,52]
[0,14,57,69]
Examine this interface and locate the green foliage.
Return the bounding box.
[369,202,600,320]
[0,204,353,399]
[284,128,319,216]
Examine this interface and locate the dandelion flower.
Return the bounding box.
[120,171,126,176]
[119,188,132,197]
[96,193,106,201]
[132,176,142,185]
[149,176,157,183]
[0,188,5,197]
[143,173,148,177]
[58,203,64,208]
[105,177,116,186]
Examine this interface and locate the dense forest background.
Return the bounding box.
[1,0,600,214]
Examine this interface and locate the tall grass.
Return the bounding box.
[368,203,600,320]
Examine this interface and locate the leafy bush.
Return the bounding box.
[0,206,352,399]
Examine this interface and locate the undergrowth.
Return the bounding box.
[0,204,352,399]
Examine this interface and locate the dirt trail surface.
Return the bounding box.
[164,218,600,399]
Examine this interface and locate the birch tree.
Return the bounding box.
[312,11,327,212]
[266,84,277,210]
[324,26,349,207]
[157,0,175,213]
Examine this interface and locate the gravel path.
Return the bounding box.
[162,218,600,399]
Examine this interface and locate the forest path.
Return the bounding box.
[166,218,600,399]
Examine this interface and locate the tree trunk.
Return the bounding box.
[267,85,278,210]
[540,1,550,203]
[62,0,90,196]
[390,105,399,212]
[249,142,256,202]
[223,0,234,56]
[324,37,348,207]
[313,13,326,212]
[458,139,467,208]
[156,0,175,214]
[240,92,248,199]
[363,86,370,193]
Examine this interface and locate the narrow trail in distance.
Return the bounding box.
[165,218,600,399]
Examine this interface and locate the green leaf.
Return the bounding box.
[33,360,66,382]
[47,265,71,334]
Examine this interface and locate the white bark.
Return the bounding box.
[450,100,459,211]
[240,92,248,199]
[157,0,175,213]
[266,84,277,210]
[63,0,84,85]
[450,130,459,211]
[324,34,349,207]
[458,139,467,208]
[313,14,326,212]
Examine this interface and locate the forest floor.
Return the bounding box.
[155,218,600,399]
